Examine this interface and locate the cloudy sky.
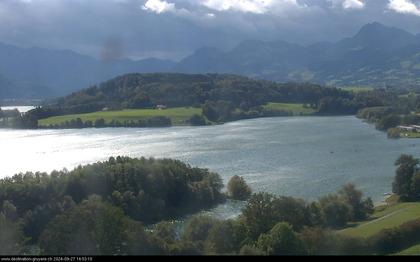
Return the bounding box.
[1,0,420,60]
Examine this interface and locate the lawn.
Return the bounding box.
[395,243,420,255]
[38,107,202,127]
[340,86,374,93]
[339,202,420,238]
[400,132,420,138]
[263,103,316,116]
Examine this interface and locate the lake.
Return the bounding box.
[1,116,420,219]
[1,106,36,113]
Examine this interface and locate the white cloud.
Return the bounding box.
[328,0,365,10]
[200,0,304,14]
[142,0,176,14]
[342,0,365,9]
[388,0,420,16]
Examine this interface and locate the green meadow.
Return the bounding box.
[339,202,420,239]
[38,107,202,127]
[395,243,420,255]
[262,102,316,116]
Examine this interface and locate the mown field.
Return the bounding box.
[395,243,420,255]
[340,86,375,93]
[262,102,316,116]
[339,202,420,239]
[400,131,420,138]
[38,107,202,127]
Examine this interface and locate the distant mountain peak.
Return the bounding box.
[337,22,419,51]
[356,22,405,36]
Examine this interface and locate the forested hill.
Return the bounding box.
[30,73,377,118]
[19,72,393,130]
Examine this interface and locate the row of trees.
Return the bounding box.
[41,116,173,129]
[3,195,417,256]
[0,108,38,129]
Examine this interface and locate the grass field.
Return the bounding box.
[340,86,375,93]
[395,243,420,255]
[263,103,316,116]
[400,131,420,138]
[339,202,420,238]
[38,107,202,127]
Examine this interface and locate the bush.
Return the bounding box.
[387,128,401,139]
[318,195,351,228]
[376,114,401,130]
[39,196,137,255]
[0,214,26,255]
[227,176,252,201]
[256,222,305,255]
[189,114,207,126]
[369,218,420,254]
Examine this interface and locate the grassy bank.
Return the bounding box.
[340,86,374,93]
[339,202,420,239]
[38,107,202,127]
[395,243,420,255]
[38,103,320,128]
[399,131,420,138]
[262,102,316,116]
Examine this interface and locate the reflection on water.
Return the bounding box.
[1,116,420,219]
[1,106,36,113]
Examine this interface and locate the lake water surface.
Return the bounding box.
[1,116,420,218]
[1,106,36,113]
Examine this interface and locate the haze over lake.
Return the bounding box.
[2,116,420,217]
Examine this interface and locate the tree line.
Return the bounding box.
[356,90,420,138]
[1,153,420,255]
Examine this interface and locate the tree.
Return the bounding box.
[299,227,339,255]
[39,196,138,255]
[411,173,420,200]
[150,221,179,254]
[2,201,18,222]
[239,245,265,255]
[0,214,25,255]
[227,176,252,201]
[182,216,219,252]
[392,154,419,201]
[376,114,401,130]
[94,118,106,128]
[202,101,219,122]
[189,114,207,126]
[204,220,247,255]
[387,128,400,139]
[241,193,278,239]
[319,195,351,228]
[338,183,374,221]
[256,222,305,255]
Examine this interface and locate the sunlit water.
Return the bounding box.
[1,116,420,219]
[0,106,36,113]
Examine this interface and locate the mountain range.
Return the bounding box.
[1,22,420,99]
[0,43,175,99]
[176,22,420,88]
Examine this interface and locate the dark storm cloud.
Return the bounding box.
[0,0,420,60]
